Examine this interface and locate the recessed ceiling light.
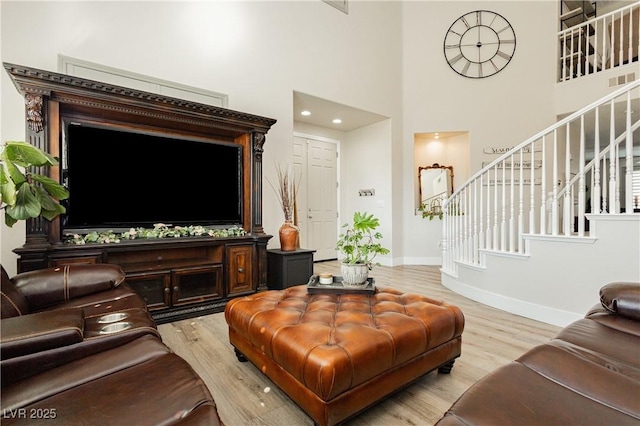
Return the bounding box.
[332,118,342,124]
[301,110,311,116]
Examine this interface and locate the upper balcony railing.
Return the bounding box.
[559,2,639,82]
[442,80,640,276]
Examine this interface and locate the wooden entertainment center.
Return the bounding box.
[4,63,277,323]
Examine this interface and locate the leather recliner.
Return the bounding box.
[1,264,222,425]
[436,281,640,425]
[1,264,158,385]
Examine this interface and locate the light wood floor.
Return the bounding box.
[158,261,561,426]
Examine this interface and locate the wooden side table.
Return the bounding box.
[267,248,316,290]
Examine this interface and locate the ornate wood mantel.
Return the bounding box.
[4,63,277,320]
[4,62,277,246]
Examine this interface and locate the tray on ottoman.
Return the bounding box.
[307,275,375,294]
[225,285,465,426]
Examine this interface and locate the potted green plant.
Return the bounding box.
[335,211,390,286]
[0,141,69,227]
[418,201,444,220]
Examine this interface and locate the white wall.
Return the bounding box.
[1,1,597,276]
[0,0,403,275]
[414,133,470,207]
[401,1,560,264]
[340,120,394,265]
[443,215,640,327]
[408,133,470,265]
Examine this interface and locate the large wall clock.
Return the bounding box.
[443,10,516,79]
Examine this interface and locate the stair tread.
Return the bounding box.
[563,0,595,16]
[560,7,584,21]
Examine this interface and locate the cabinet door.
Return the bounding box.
[227,245,254,296]
[126,271,171,310]
[172,265,223,306]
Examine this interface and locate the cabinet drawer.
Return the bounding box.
[48,251,104,268]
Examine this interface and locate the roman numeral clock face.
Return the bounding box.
[444,10,516,79]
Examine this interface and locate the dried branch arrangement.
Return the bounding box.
[268,163,299,223]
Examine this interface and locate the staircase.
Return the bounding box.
[441,79,640,327]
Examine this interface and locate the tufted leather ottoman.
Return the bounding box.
[225,285,465,426]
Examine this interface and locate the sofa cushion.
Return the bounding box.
[600,282,640,321]
[12,264,126,311]
[1,266,29,318]
[1,335,220,425]
[1,307,160,386]
[437,362,640,426]
[553,317,640,370]
[1,308,85,360]
[518,343,640,418]
[1,335,169,411]
[39,283,147,316]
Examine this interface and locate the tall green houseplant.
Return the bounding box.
[336,211,389,286]
[0,141,69,227]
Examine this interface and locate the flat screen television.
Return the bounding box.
[62,122,243,233]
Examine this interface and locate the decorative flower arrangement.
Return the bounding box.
[64,223,246,245]
[418,202,443,221]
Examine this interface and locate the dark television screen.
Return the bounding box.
[63,123,242,231]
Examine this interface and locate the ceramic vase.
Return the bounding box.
[279,221,299,251]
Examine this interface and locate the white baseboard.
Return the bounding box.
[400,257,442,266]
[441,273,582,327]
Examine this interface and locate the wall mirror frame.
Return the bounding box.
[418,163,454,220]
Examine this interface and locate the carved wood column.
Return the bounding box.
[255,235,270,292]
[23,91,51,248]
[252,131,266,236]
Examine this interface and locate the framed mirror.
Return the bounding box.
[418,163,453,219]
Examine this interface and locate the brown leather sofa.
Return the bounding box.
[436,281,640,425]
[1,264,221,425]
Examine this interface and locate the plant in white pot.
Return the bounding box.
[335,211,389,286]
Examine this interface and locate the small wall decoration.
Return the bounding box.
[482,160,542,169]
[483,146,538,155]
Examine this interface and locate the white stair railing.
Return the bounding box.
[559,2,639,82]
[442,80,640,275]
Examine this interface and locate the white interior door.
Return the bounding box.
[293,135,338,261]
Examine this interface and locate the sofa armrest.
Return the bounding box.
[600,282,640,321]
[1,308,85,359]
[12,264,126,311]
